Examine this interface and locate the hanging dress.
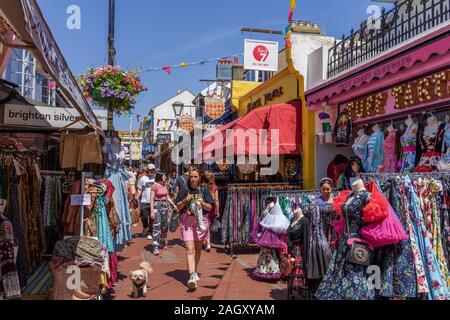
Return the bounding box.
[104,143,131,250]
[363,131,384,173]
[352,134,369,162]
[335,110,352,147]
[400,124,418,172]
[415,123,445,172]
[287,217,309,291]
[382,129,397,173]
[402,176,450,300]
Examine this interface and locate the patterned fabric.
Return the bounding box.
[402,176,450,300]
[416,178,450,286]
[91,197,114,253]
[253,247,281,280]
[441,123,450,162]
[290,244,307,288]
[305,205,332,280]
[376,178,417,298]
[0,214,21,299]
[152,201,170,245]
[334,110,352,147]
[400,124,417,172]
[382,130,397,173]
[415,123,445,172]
[316,189,376,300]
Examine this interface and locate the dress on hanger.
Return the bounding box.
[400,124,418,172]
[363,131,384,173]
[415,123,445,172]
[287,217,309,290]
[315,189,376,300]
[382,129,397,173]
[335,110,352,147]
[104,143,131,250]
[440,123,450,163]
[352,134,369,162]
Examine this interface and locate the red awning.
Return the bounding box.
[201,101,302,160]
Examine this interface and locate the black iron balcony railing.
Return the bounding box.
[327,0,450,78]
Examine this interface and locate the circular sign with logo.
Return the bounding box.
[253,45,269,62]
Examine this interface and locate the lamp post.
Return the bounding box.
[107,0,116,132]
[172,101,184,175]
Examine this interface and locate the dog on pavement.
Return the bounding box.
[130,269,148,298]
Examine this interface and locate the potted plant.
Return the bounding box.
[80,65,147,115]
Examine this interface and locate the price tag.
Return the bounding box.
[71,194,92,206]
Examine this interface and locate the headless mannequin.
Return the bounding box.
[345,179,366,205]
[387,121,395,132]
[290,208,304,227]
[424,115,440,137]
[372,124,380,133]
[405,115,414,128]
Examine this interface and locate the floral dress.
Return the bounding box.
[400,124,417,173]
[382,130,397,173]
[315,190,376,300]
[375,178,418,298]
[402,176,450,300]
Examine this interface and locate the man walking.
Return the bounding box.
[136,164,156,240]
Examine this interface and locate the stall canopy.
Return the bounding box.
[201,101,302,159]
[0,0,102,131]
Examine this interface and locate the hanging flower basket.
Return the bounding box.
[80,65,147,114]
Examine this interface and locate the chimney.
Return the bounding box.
[305,20,311,28]
[290,20,296,28]
[314,22,319,29]
[234,56,239,65]
[298,20,304,27]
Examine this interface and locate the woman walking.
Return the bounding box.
[202,170,220,252]
[149,172,178,255]
[175,168,214,290]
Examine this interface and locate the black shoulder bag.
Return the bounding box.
[345,198,370,266]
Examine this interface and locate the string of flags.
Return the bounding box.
[156,119,178,131]
[142,53,243,75]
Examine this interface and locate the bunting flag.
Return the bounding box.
[290,0,296,10]
[288,8,294,21]
[142,53,243,75]
[282,24,291,38]
[47,81,57,90]
[137,113,141,122]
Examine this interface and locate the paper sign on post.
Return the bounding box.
[71,194,91,206]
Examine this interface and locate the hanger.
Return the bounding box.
[0,199,6,215]
[60,116,84,134]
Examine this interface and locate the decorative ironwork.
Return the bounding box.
[327,0,450,78]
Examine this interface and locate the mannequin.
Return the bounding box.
[315,177,375,300]
[382,122,398,173]
[352,128,369,161]
[363,124,385,173]
[290,208,304,227]
[401,115,418,172]
[415,113,446,172]
[372,124,380,133]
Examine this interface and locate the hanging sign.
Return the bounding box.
[157,133,171,145]
[244,39,279,72]
[204,96,226,120]
[178,116,195,132]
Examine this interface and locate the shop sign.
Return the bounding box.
[205,96,225,120]
[246,87,284,113]
[216,63,232,81]
[157,133,171,145]
[392,70,450,109]
[178,116,195,132]
[244,39,279,72]
[22,0,100,128]
[3,104,107,129]
[347,92,388,120]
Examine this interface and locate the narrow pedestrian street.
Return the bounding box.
[110,225,287,300]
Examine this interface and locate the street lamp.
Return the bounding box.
[172,101,185,117]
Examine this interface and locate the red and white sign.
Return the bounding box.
[244,39,279,72]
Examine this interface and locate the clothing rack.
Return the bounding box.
[40,170,65,176]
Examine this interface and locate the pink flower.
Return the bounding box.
[432,281,440,289]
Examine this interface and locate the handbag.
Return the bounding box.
[345,199,370,266]
[280,253,293,277]
[169,210,180,232]
[211,217,221,233]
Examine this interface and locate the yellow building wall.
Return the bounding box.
[230,81,261,116]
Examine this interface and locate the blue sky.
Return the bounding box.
[37,0,392,131]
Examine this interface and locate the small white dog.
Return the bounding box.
[129,260,154,298]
